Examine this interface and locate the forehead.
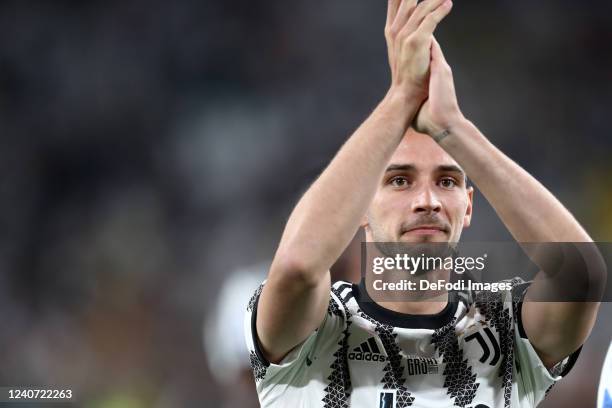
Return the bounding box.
[388,128,461,171]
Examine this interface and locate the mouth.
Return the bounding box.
[402,225,448,236]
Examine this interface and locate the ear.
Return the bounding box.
[463,186,474,228]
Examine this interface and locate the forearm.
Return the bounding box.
[444,120,604,366]
[274,90,420,278]
[440,119,591,243]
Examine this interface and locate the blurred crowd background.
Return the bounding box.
[0,0,610,407]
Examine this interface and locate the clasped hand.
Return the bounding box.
[385,0,465,137]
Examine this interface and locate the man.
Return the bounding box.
[244,0,602,406]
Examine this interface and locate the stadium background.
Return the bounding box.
[0,0,610,406]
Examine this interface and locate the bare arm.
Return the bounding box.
[414,38,603,368]
[441,118,601,368]
[257,0,455,364]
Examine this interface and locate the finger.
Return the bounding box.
[412,0,453,40]
[390,0,418,35]
[403,0,449,36]
[386,0,401,28]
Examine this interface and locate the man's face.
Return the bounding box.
[363,129,473,244]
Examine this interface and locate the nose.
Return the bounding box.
[411,184,442,214]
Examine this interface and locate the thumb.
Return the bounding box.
[430,37,450,72]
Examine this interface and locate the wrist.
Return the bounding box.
[429,113,469,142]
[433,116,478,147]
[384,85,426,110]
[380,87,424,126]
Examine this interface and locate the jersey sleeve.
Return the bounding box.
[243,280,348,394]
[509,278,583,406]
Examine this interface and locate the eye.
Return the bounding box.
[389,176,410,188]
[439,177,457,189]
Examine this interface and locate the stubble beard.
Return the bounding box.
[368,221,455,277]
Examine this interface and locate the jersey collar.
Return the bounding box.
[354,278,459,329]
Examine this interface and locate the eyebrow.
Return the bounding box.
[437,164,466,179]
[385,163,467,181]
[385,164,416,173]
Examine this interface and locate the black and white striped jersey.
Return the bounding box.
[244,278,580,408]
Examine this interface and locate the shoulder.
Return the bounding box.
[464,277,532,336]
[331,280,356,302]
[470,277,531,305]
[329,280,356,319]
[245,279,354,322]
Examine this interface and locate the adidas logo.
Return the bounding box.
[348,337,386,362]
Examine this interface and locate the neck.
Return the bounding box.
[364,268,451,316]
[376,293,449,315]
